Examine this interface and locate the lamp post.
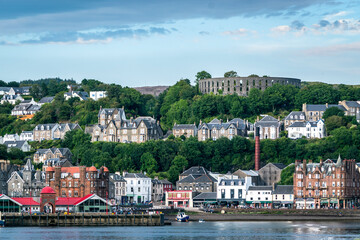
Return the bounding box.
[29,189,32,215]
[106,191,108,215]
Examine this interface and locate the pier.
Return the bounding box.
[2,213,164,227]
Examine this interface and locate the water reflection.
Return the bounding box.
[1,221,360,239]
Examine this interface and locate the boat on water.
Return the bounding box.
[176,212,189,222]
[199,219,205,223]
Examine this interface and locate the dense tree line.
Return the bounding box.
[1,76,360,182]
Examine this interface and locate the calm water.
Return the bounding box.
[1,221,360,239]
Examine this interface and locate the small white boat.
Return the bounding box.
[176,212,189,222]
[199,219,205,223]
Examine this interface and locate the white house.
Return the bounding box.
[89,91,107,101]
[20,131,34,141]
[123,172,152,204]
[2,134,20,143]
[3,140,31,152]
[64,91,89,101]
[217,177,252,206]
[272,185,294,209]
[1,94,24,105]
[288,120,325,139]
[246,186,272,208]
[283,111,306,130]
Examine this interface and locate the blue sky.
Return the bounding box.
[0,0,360,86]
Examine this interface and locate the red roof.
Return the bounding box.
[55,197,83,206]
[46,166,55,171]
[41,186,56,194]
[88,166,97,172]
[12,197,40,206]
[74,194,94,205]
[103,166,109,172]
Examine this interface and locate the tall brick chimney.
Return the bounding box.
[255,127,260,171]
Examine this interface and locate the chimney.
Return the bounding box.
[303,160,306,171]
[302,103,306,112]
[199,119,202,125]
[122,171,127,177]
[278,116,280,121]
[320,159,323,168]
[255,127,260,171]
[256,116,259,122]
[122,106,124,110]
[220,119,223,124]
[326,103,328,108]
[309,159,312,164]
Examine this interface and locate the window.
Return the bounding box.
[138,187,141,192]
[69,182,71,187]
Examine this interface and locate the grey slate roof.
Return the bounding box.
[284,111,305,121]
[123,172,150,179]
[306,104,346,111]
[248,186,273,191]
[272,163,287,170]
[39,96,55,103]
[255,115,280,128]
[180,166,209,177]
[173,124,197,130]
[193,192,217,200]
[273,185,293,194]
[344,101,360,108]
[288,122,306,128]
[3,140,27,149]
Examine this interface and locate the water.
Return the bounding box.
[1,221,360,239]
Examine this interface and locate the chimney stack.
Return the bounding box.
[255,127,260,171]
[326,103,328,108]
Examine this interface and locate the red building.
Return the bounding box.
[293,156,360,209]
[165,190,194,208]
[45,165,109,199]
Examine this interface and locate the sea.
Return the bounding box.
[1,221,360,239]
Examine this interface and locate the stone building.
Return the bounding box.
[3,140,31,152]
[176,166,217,193]
[233,169,260,186]
[45,165,109,199]
[33,148,72,164]
[258,163,287,186]
[283,111,306,130]
[172,123,197,138]
[197,118,247,141]
[293,156,360,209]
[199,76,300,96]
[85,107,163,143]
[254,115,281,140]
[0,160,18,195]
[33,123,81,141]
[302,103,346,121]
[338,100,360,121]
[7,159,46,197]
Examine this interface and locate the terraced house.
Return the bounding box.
[197,118,248,141]
[33,147,73,164]
[33,123,81,141]
[85,107,163,143]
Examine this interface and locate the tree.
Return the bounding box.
[168,155,188,183]
[278,165,295,185]
[323,107,345,119]
[325,116,346,133]
[0,145,7,159]
[195,71,211,85]
[140,152,158,174]
[8,148,25,160]
[224,71,238,78]
[248,74,259,77]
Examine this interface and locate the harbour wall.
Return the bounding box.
[2,213,164,227]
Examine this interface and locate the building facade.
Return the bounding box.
[3,140,31,152]
[45,165,109,199]
[199,77,301,96]
[33,148,72,164]
[172,123,197,138]
[272,185,294,209]
[217,177,252,206]
[246,186,273,208]
[109,173,127,204]
[288,120,325,139]
[123,172,152,203]
[258,163,287,186]
[0,160,18,195]
[197,118,247,141]
[302,103,346,121]
[283,111,306,130]
[293,157,360,209]
[33,123,82,141]
[1,94,24,105]
[86,107,163,143]
[177,166,217,193]
[254,115,281,140]
[90,91,107,101]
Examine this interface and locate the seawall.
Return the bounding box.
[2,213,164,227]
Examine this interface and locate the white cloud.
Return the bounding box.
[222,28,256,36]
[323,11,349,21]
[305,41,360,55]
[271,25,291,34]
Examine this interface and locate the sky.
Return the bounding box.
[0,0,360,87]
